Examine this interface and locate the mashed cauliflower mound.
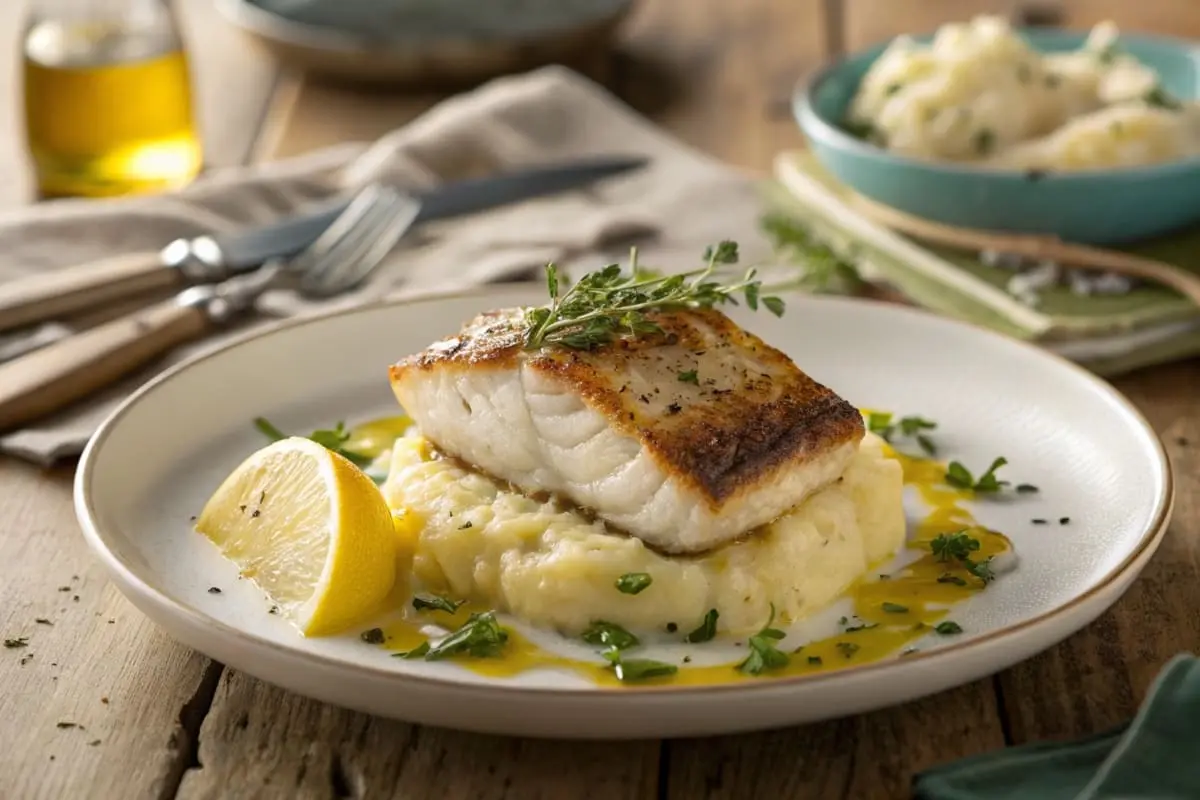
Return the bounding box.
[383,433,906,635]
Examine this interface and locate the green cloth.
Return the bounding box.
[765,152,1200,377]
[913,654,1200,800]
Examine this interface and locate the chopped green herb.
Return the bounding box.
[684,609,720,643]
[737,604,790,676]
[602,649,678,682]
[677,370,699,385]
[392,642,431,659]
[760,214,863,295]
[4,637,28,649]
[844,622,879,633]
[974,129,995,156]
[253,417,372,467]
[885,82,903,96]
[935,621,964,636]
[458,521,473,529]
[1060,517,1071,525]
[842,119,878,141]
[411,594,466,615]
[1032,518,1048,525]
[425,612,509,660]
[882,602,909,614]
[1016,484,1039,494]
[836,641,860,659]
[945,457,1009,492]
[360,628,385,645]
[207,587,221,595]
[807,656,823,665]
[1144,86,1181,110]
[930,531,995,584]
[582,621,640,651]
[867,412,938,456]
[937,574,968,587]
[35,619,52,626]
[523,243,784,351]
[615,573,653,595]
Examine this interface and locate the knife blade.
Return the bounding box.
[0,155,647,334]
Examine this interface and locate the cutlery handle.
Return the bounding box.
[0,250,183,334]
[0,299,209,431]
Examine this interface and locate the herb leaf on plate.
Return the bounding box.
[737,604,790,676]
[424,612,509,660]
[582,621,640,651]
[412,594,466,614]
[253,417,373,467]
[684,609,720,643]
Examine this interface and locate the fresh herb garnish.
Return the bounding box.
[615,573,653,595]
[360,628,385,644]
[677,370,699,385]
[867,412,938,456]
[1016,483,1039,494]
[807,656,823,665]
[836,641,860,659]
[974,129,995,155]
[881,602,909,614]
[737,604,790,676]
[458,521,473,529]
[412,594,466,615]
[842,119,879,141]
[1144,86,1181,110]
[424,612,509,660]
[760,214,863,295]
[253,417,372,467]
[602,649,678,682]
[937,574,968,587]
[684,609,720,643]
[522,243,784,351]
[945,457,1009,492]
[935,621,964,636]
[582,621,640,651]
[930,531,996,585]
[392,642,431,659]
[4,637,28,649]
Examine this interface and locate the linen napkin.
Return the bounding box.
[0,65,773,465]
[913,653,1200,800]
[766,151,1200,376]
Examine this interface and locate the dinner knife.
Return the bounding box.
[0,155,647,334]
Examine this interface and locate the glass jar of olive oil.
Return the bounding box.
[22,0,202,198]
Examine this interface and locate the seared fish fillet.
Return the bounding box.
[388,307,864,554]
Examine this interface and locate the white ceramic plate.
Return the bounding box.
[75,287,1173,739]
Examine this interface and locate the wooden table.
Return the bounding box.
[1,2,1197,797]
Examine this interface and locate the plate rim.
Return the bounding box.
[74,286,1176,697]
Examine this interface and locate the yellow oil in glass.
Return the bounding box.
[22,20,201,198]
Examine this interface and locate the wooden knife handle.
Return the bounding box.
[0,300,209,432]
[0,250,185,334]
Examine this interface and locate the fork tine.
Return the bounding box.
[300,190,420,297]
[288,183,386,275]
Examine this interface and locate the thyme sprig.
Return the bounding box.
[522,242,785,351]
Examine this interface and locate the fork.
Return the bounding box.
[0,183,421,432]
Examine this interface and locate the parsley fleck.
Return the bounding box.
[684,609,720,643]
[930,531,995,584]
[411,594,466,615]
[35,618,52,626]
[1060,517,1071,525]
[392,642,431,659]
[937,574,968,587]
[1032,518,1048,525]
[582,621,640,651]
[4,637,28,649]
[867,412,938,456]
[885,82,903,96]
[1016,483,1039,494]
[677,370,699,385]
[424,612,509,660]
[458,521,473,529]
[737,604,790,676]
[253,417,372,467]
[945,457,1009,492]
[360,628,385,644]
[602,649,679,682]
[975,129,995,156]
[882,602,909,614]
[836,642,860,659]
[1144,86,1182,110]
[935,621,964,635]
[808,656,823,665]
[615,573,653,595]
[207,587,221,595]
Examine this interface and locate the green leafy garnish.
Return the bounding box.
[424,612,509,660]
[807,656,823,665]
[412,594,466,614]
[760,214,864,295]
[737,604,790,676]
[615,573,652,595]
[945,457,1009,492]
[523,243,784,351]
[359,628,385,644]
[930,531,996,585]
[937,574,968,587]
[684,609,720,643]
[602,649,678,682]
[842,119,880,142]
[4,637,28,649]
[392,642,431,659]
[935,621,964,636]
[677,370,699,385]
[582,621,640,651]
[867,412,938,456]
[1016,483,1039,494]
[881,602,909,614]
[253,417,372,467]
[836,641,860,659]
[885,82,903,96]
[1144,86,1181,110]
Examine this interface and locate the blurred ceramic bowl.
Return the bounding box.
[794,28,1200,245]
[215,0,634,86]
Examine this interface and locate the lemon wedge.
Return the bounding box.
[195,437,397,636]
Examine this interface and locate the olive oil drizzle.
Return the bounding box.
[351,414,1015,687]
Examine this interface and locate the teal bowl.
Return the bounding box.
[795,29,1200,245]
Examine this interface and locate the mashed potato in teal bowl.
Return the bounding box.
[794,17,1200,244]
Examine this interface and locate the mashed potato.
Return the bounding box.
[847,16,1200,170]
[382,434,906,635]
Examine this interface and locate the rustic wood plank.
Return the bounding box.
[0,462,222,800]
[177,669,659,800]
[665,683,1006,799]
[843,0,1200,51]
[996,361,1200,741]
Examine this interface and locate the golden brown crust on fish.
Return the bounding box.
[389,306,864,508]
